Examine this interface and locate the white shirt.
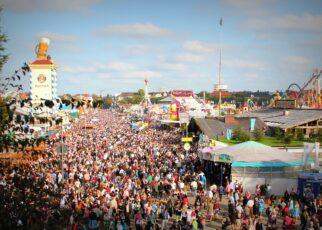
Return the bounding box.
[191,181,197,189]
[208,191,214,199]
[179,182,185,189]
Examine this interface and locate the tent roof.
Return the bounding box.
[212,141,302,164]
[159,96,172,102]
[237,108,322,129]
[193,118,266,139]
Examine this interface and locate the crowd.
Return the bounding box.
[0,109,321,230]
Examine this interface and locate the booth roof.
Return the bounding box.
[212,141,302,164]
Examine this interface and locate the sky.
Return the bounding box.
[1,0,322,95]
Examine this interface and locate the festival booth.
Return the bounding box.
[297,173,322,198]
[199,145,232,187]
[201,141,309,195]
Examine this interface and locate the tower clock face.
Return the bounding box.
[37,74,46,83]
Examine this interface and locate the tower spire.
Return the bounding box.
[218,17,223,115]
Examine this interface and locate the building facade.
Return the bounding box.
[29,59,58,104]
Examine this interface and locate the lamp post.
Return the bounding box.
[61,121,63,176]
[100,90,107,108]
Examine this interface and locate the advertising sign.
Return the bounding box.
[182,137,193,142]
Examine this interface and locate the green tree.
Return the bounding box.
[238,130,251,142]
[138,89,145,97]
[232,126,250,142]
[105,97,113,106]
[273,128,283,140]
[0,96,9,127]
[232,126,242,140]
[317,129,322,143]
[283,134,293,144]
[0,8,8,73]
[296,129,305,141]
[254,128,264,141]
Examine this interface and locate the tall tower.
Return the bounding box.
[29,38,58,105]
[142,78,152,107]
[214,17,227,116]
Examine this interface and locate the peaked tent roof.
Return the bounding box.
[211,141,302,163]
[159,96,172,103]
[193,118,266,139]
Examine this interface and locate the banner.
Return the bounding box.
[226,129,232,140]
[303,142,314,166]
[314,142,320,170]
[198,133,204,144]
[250,118,256,131]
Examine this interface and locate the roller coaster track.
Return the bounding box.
[287,70,322,99]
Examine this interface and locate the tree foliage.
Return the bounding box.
[0,8,8,74]
[296,129,305,141]
[138,89,145,97]
[283,134,292,144]
[232,126,251,142]
[253,128,264,141]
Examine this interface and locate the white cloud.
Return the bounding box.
[129,70,162,79]
[223,0,276,17]
[174,53,204,63]
[95,23,174,38]
[183,40,219,53]
[225,59,265,70]
[244,13,322,33]
[105,62,136,72]
[97,73,112,79]
[155,62,186,71]
[61,61,161,80]
[3,0,101,12]
[243,72,260,79]
[61,64,96,74]
[284,56,311,65]
[35,32,79,52]
[123,44,163,57]
[36,32,77,43]
[224,0,272,8]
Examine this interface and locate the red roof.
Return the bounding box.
[171,90,194,97]
[31,59,53,65]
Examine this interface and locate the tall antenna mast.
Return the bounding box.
[218,17,223,116]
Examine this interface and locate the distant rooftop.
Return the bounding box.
[237,108,322,129]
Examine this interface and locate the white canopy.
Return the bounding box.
[210,141,302,163]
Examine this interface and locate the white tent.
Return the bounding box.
[203,141,308,195]
[210,141,302,164]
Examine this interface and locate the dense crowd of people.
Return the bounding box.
[0,109,321,229]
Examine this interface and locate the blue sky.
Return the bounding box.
[1,0,322,95]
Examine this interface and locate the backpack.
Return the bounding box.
[135,218,142,225]
[88,219,98,229]
[256,222,263,230]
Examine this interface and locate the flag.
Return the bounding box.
[250,118,256,131]
[226,129,232,140]
[219,17,223,26]
[314,142,320,170]
[303,142,314,166]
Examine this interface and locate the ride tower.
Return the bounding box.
[142,78,152,108]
